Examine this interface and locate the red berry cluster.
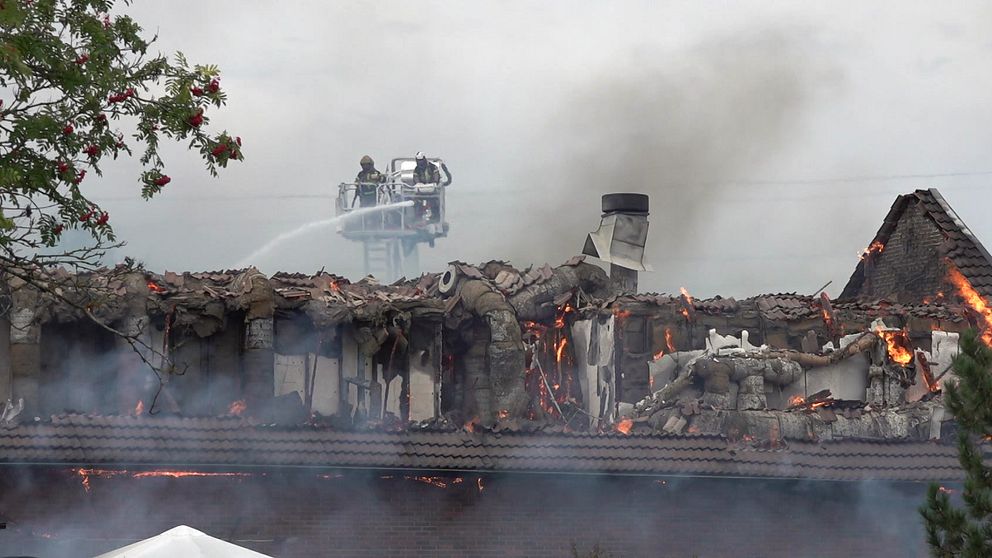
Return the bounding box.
[211,136,242,160]
[75,53,89,65]
[188,108,204,128]
[72,169,87,185]
[108,88,135,103]
[53,224,64,235]
[57,161,69,174]
[82,145,100,157]
[63,124,74,135]
[208,78,220,93]
[154,175,171,187]
[79,210,109,225]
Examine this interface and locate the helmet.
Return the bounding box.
[360,155,374,165]
[415,151,426,161]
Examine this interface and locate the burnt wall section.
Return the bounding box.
[0,468,930,558]
[849,199,947,303]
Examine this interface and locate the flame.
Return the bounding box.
[146,281,166,293]
[788,395,805,407]
[131,471,251,479]
[133,400,144,416]
[875,328,914,365]
[679,287,694,303]
[665,328,676,353]
[615,418,633,435]
[464,416,479,432]
[405,475,449,489]
[859,240,885,260]
[653,350,665,361]
[497,409,509,420]
[227,399,247,416]
[72,468,252,492]
[555,337,568,363]
[947,266,992,345]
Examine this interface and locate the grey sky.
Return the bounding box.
[83,1,992,298]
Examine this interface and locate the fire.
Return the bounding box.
[665,328,676,353]
[497,409,509,420]
[133,400,144,416]
[555,337,568,363]
[615,418,633,435]
[788,395,805,407]
[947,266,992,345]
[464,416,479,432]
[405,475,449,489]
[227,399,247,416]
[131,471,251,479]
[678,288,694,320]
[653,350,665,361]
[859,240,885,260]
[875,328,913,366]
[146,281,166,293]
[72,468,252,493]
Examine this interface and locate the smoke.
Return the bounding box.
[496,27,843,292]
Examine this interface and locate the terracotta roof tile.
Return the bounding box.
[0,415,970,482]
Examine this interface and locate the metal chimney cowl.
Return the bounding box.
[582,193,651,293]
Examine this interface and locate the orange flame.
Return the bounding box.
[405,475,449,489]
[131,471,251,479]
[653,350,665,361]
[227,399,247,416]
[680,287,694,303]
[464,416,479,432]
[497,409,509,420]
[133,400,144,416]
[615,418,633,435]
[555,337,568,363]
[859,240,885,260]
[788,395,805,407]
[947,266,992,345]
[875,328,914,366]
[665,328,676,353]
[146,281,166,293]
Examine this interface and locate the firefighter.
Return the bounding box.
[353,155,385,208]
[412,151,441,185]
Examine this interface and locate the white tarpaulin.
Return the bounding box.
[94,525,272,558]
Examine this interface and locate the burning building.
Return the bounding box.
[0,188,988,557]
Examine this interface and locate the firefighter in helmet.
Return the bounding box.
[353,155,386,208]
[412,151,441,185]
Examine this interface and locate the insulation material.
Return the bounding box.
[273,354,340,416]
[274,354,307,399]
[408,350,436,421]
[310,355,340,416]
[384,374,402,417]
[780,353,870,404]
[570,320,602,421]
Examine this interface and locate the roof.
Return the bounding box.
[841,188,992,300]
[0,415,967,482]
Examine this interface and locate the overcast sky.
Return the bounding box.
[79,1,992,298]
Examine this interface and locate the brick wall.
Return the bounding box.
[0,467,933,557]
[859,200,947,303]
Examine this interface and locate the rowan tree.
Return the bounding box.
[0,0,242,271]
[921,329,992,557]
